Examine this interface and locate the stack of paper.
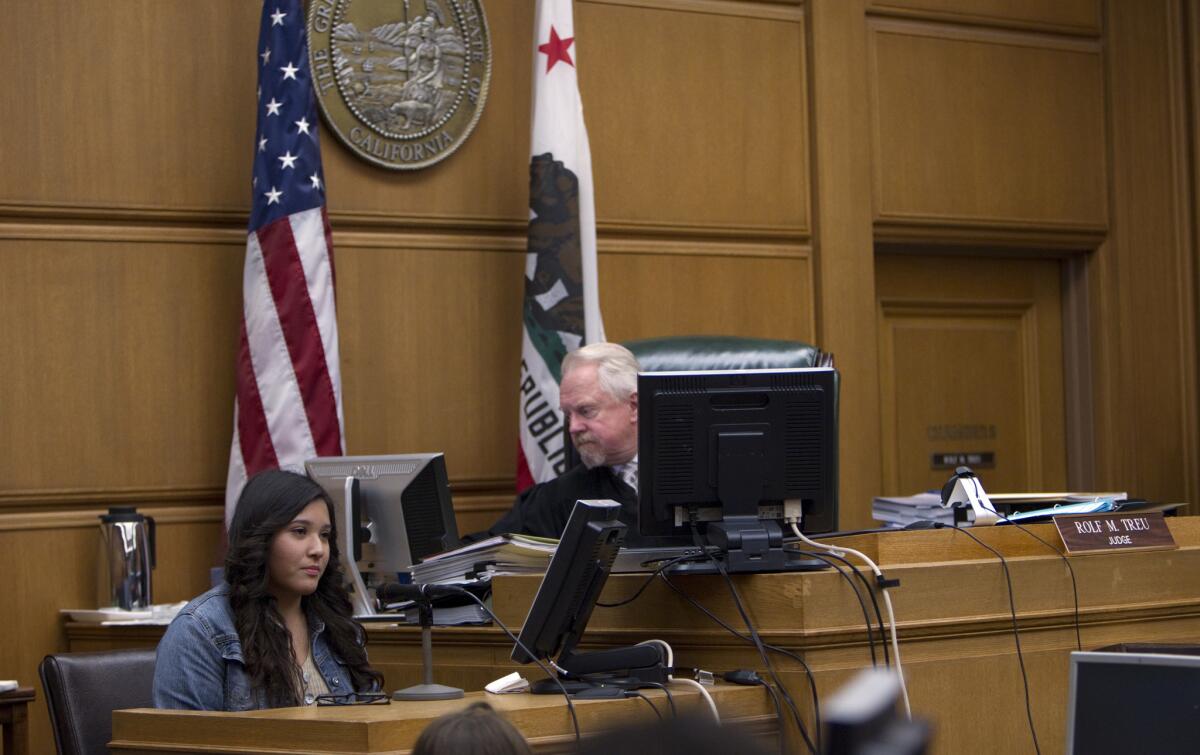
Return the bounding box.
[411,533,558,585]
[872,492,955,529]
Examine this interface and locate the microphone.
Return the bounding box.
[376,582,466,605]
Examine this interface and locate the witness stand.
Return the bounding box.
[78,519,1200,755]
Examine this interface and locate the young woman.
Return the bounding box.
[153,470,382,710]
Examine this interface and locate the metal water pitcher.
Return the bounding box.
[99,506,156,610]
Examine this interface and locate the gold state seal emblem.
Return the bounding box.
[307,0,491,170]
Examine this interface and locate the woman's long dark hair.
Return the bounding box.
[225,469,383,706]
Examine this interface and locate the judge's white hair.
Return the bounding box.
[561,342,640,402]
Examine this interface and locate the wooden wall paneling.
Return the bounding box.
[808,0,882,530]
[0,1,260,215]
[0,1,535,230]
[597,241,815,343]
[1060,254,1095,490]
[578,0,809,235]
[334,233,525,481]
[866,0,1099,35]
[0,507,222,755]
[0,234,243,501]
[1191,3,1200,481]
[875,254,1066,496]
[868,19,1107,236]
[1095,0,1199,506]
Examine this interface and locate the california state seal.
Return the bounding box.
[307,0,491,170]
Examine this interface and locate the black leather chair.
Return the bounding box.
[39,649,157,755]
[562,335,835,469]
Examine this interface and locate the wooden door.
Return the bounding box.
[875,253,1068,496]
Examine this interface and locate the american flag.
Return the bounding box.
[226,0,345,521]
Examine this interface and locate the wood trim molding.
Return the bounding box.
[581,0,803,23]
[873,218,1107,250]
[0,485,225,509]
[0,504,222,533]
[0,218,809,261]
[0,477,518,507]
[600,237,811,259]
[0,202,809,244]
[867,15,1103,53]
[866,2,1101,38]
[1165,0,1200,506]
[1061,254,1096,490]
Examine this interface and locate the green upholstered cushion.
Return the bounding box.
[623,336,823,372]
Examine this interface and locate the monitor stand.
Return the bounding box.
[670,516,828,574]
[529,644,669,695]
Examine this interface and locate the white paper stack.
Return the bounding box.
[411,534,558,585]
[872,492,956,528]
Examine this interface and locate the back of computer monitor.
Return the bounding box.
[1067,650,1200,754]
[305,453,459,616]
[637,367,839,541]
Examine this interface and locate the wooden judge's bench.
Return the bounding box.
[77,519,1200,754]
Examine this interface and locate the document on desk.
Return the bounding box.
[872,492,955,528]
[411,534,557,584]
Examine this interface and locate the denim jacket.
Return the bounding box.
[152,584,362,710]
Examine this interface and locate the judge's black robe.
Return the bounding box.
[472,463,638,542]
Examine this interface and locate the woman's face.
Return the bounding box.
[266,498,331,601]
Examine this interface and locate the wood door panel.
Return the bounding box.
[876,254,1066,496]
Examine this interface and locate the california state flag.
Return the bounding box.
[516,0,605,491]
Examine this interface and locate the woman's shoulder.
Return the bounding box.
[168,584,236,638]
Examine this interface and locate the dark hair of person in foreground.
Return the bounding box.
[411,701,533,755]
[226,469,383,706]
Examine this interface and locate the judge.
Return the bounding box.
[481,342,640,539]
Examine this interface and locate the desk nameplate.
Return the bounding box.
[1055,511,1176,555]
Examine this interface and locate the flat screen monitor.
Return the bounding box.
[637,367,838,573]
[512,499,663,693]
[305,453,459,617]
[1067,650,1200,754]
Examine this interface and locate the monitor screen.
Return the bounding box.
[637,367,838,552]
[305,453,459,616]
[512,499,626,667]
[1067,650,1200,754]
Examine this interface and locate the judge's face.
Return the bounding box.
[560,362,638,468]
[267,499,331,601]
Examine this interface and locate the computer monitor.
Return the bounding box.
[305,453,459,617]
[512,499,666,694]
[637,367,838,573]
[1067,650,1200,754]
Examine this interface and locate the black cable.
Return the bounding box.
[596,553,704,608]
[657,572,821,749]
[641,682,677,718]
[713,562,816,754]
[788,546,885,667]
[947,525,1042,755]
[994,513,1083,651]
[816,548,891,667]
[755,679,787,755]
[687,522,817,754]
[627,691,662,719]
[457,591,581,744]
